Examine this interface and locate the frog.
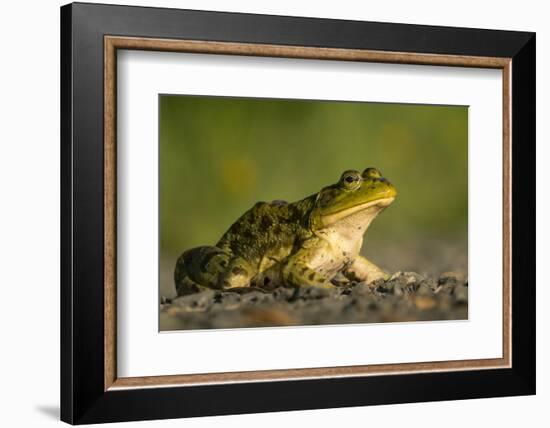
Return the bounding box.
[174,167,397,296]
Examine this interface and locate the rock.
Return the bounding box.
[160,270,468,329]
[241,291,274,305]
[381,271,425,296]
[350,282,374,297]
[439,271,466,286]
[376,281,394,294]
[171,289,216,311]
[272,287,295,302]
[421,277,438,291]
[295,285,332,300]
[339,287,353,296]
[402,271,426,284]
[415,283,434,296]
[453,284,468,304]
[214,292,242,309]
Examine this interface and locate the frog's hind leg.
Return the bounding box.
[174,246,258,294]
[174,246,231,296]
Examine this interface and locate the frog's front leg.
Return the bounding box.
[174,246,255,294]
[344,255,388,283]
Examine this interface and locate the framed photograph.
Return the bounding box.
[61,2,535,424]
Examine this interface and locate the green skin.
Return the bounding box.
[174,167,397,295]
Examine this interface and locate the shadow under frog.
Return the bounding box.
[174,167,397,295]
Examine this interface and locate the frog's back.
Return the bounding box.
[216,199,313,262]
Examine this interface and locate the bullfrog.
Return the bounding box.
[174,167,397,295]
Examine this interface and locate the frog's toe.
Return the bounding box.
[382,272,393,281]
[330,272,351,287]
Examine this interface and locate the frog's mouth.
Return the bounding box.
[320,196,395,227]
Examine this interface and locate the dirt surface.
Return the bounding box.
[160,271,468,331]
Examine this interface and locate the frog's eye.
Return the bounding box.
[340,170,362,190]
[362,167,382,179]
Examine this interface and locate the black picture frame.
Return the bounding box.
[61,2,535,424]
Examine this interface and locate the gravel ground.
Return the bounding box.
[160,271,467,331]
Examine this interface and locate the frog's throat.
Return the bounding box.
[319,197,395,228]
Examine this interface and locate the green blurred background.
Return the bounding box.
[159,95,467,296]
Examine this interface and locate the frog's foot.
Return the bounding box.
[218,257,255,290]
[344,255,388,284]
[330,272,351,287]
[248,260,283,289]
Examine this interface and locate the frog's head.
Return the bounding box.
[311,168,397,231]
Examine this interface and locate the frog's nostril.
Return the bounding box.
[386,184,397,198]
[378,177,389,184]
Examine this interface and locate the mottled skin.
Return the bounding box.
[174,168,397,295]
